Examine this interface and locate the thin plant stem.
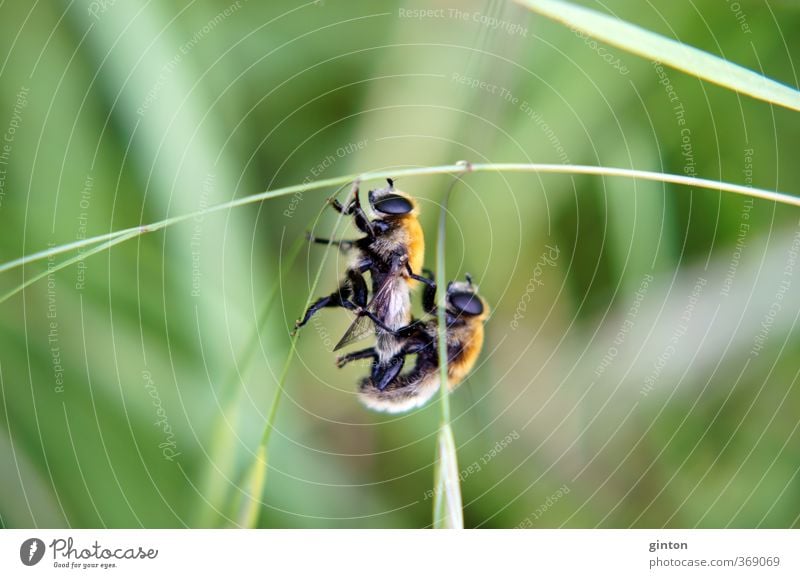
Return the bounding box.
[0,225,149,275]
[0,230,141,304]
[198,231,305,527]
[233,183,359,528]
[3,163,798,280]
[432,169,469,529]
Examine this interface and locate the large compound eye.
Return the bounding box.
[449,291,483,316]
[373,194,413,215]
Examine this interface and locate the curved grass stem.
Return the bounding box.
[2,164,797,286]
[233,183,358,528]
[0,229,142,304]
[198,231,305,527]
[516,0,800,112]
[432,168,468,529]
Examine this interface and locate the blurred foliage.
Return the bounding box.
[1,0,799,528]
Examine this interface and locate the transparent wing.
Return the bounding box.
[334,274,398,351]
[333,312,373,351]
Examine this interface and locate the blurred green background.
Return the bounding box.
[1,0,799,529]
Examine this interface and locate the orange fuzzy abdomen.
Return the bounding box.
[404,217,425,284]
[447,324,484,390]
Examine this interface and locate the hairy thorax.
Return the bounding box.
[376,278,411,362]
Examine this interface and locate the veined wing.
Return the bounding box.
[333,312,373,352]
[334,273,399,351]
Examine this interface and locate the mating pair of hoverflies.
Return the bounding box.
[293,179,488,413]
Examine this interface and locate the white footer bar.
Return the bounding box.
[1,529,797,577]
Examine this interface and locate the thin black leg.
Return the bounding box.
[372,354,406,391]
[406,264,436,288]
[354,309,400,335]
[306,233,355,252]
[422,278,438,315]
[329,180,361,214]
[347,269,369,309]
[329,198,348,214]
[336,347,377,368]
[352,207,375,238]
[293,283,352,332]
[329,181,375,238]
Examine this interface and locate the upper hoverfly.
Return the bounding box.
[294,179,431,388]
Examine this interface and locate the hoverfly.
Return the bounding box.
[336,274,489,413]
[294,179,431,380]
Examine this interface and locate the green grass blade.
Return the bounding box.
[198,231,305,527]
[433,424,464,529]
[235,443,269,528]
[3,163,798,289]
[516,0,800,112]
[432,170,467,529]
[0,226,146,275]
[435,191,453,425]
[0,230,141,305]
[233,333,299,528]
[233,185,357,528]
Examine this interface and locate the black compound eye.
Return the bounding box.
[449,292,483,316]
[373,194,413,215]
